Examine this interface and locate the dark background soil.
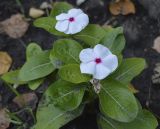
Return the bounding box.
[0,0,160,129]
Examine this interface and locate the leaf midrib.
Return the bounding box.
[101,86,134,120]
[42,111,65,129]
[54,88,77,101]
[29,62,52,72]
[100,115,118,129]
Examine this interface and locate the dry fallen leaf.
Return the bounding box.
[0,109,10,129]
[0,52,12,75]
[109,0,136,15]
[128,83,139,93]
[29,8,45,18]
[152,36,160,53]
[152,63,160,84]
[0,14,29,39]
[13,93,38,109]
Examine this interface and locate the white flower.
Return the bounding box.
[55,8,89,34]
[79,44,118,80]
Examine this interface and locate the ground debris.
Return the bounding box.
[29,8,45,18]
[13,93,38,109]
[152,63,160,84]
[0,109,10,129]
[40,2,52,9]
[76,0,86,5]
[152,36,160,53]
[0,52,12,75]
[109,0,136,15]
[0,14,29,39]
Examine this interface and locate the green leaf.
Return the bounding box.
[53,39,83,64]
[50,2,73,17]
[34,80,84,129]
[1,70,26,85]
[26,43,42,60]
[101,27,125,54]
[46,79,85,111]
[117,54,123,66]
[28,78,44,90]
[34,17,67,36]
[111,58,146,84]
[58,64,91,84]
[99,79,138,122]
[98,110,158,129]
[34,103,84,129]
[74,24,106,46]
[19,51,55,81]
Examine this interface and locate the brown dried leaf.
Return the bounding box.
[13,93,38,109]
[109,0,136,15]
[29,8,45,18]
[0,109,10,129]
[153,36,160,53]
[0,52,12,75]
[0,14,29,39]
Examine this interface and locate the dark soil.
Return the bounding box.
[0,0,160,129]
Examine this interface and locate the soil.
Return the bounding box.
[0,0,160,129]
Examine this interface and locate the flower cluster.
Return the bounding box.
[55,8,118,80]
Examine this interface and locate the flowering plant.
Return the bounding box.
[1,2,158,129]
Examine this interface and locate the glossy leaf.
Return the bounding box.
[111,58,146,84]
[34,103,84,129]
[101,27,125,54]
[19,51,55,81]
[34,79,84,129]
[53,39,82,64]
[74,24,106,46]
[1,70,26,85]
[34,17,67,36]
[26,43,42,60]
[50,2,73,17]
[99,79,138,122]
[28,78,44,90]
[46,79,85,111]
[58,64,91,84]
[98,110,158,129]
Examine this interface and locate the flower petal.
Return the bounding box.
[56,13,69,20]
[102,54,118,72]
[68,9,83,17]
[79,48,95,63]
[66,22,82,34]
[75,13,89,29]
[94,64,110,80]
[55,20,69,32]
[93,44,112,58]
[80,62,96,75]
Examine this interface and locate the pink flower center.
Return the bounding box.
[69,17,75,22]
[95,58,102,64]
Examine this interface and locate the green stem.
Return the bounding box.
[9,119,22,125]
[16,0,25,15]
[7,83,20,96]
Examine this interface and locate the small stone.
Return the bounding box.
[29,8,45,18]
[152,36,160,53]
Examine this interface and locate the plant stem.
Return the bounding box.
[16,0,25,15]
[7,83,20,96]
